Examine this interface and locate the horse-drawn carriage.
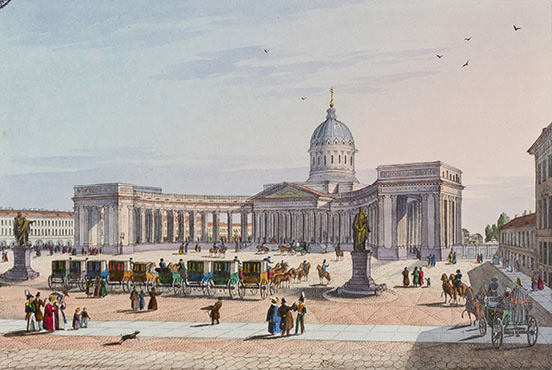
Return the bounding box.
[151,266,185,293]
[209,260,243,298]
[48,260,70,289]
[241,260,274,299]
[182,260,214,296]
[107,260,132,292]
[291,242,308,256]
[86,260,109,281]
[478,286,538,349]
[126,262,158,291]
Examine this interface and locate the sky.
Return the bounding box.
[1,0,551,234]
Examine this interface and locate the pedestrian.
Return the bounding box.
[130,286,139,311]
[139,290,146,310]
[43,296,57,331]
[58,303,67,330]
[531,273,538,291]
[81,308,90,328]
[538,273,545,290]
[294,293,307,335]
[432,254,436,267]
[201,299,222,325]
[427,255,431,267]
[452,251,457,264]
[412,267,420,287]
[477,254,480,264]
[515,276,523,287]
[480,253,484,263]
[425,277,431,287]
[86,280,94,298]
[266,297,281,335]
[277,298,294,336]
[148,288,158,311]
[25,291,36,332]
[94,277,101,298]
[184,241,189,254]
[72,308,81,330]
[402,267,410,287]
[418,267,424,287]
[32,292,44,331]
[100,278,108,297]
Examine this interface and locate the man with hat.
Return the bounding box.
[454,269,462,288]
[488,277,499,297]
[266,297,281,335]
[277,297,294,336]
[25,291,36,332]
[32,292,44,331]
[294,292,307,335]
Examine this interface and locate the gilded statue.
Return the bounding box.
[13,212,34,248]
[352,207,370,252]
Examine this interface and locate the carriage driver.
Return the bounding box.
[264,256,274,275]
[488,277,499,297]
[159,258,167,269]
[178,259,186,271]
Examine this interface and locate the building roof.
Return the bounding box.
[528,122,552,154]
[310,107,355,147]
[0,210,74,218]
[500,213,536,230]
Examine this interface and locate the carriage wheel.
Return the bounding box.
[227,280,235,299]
[48,275,53,289]
[238,282,246,299]
[478,317,487,337]
[182,283,192,297]
[491,318,504,349]
[527,315,538,346]
[172,278,181,295]
[260,282,268,299]
[202,279,214,296]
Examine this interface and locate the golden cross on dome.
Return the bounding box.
[330,87,334,108]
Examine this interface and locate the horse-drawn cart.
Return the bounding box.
[67,259,88,291]
[479,286,538,349]
[210,260,243,299]
[184,260,214,296]
[241,260,274,299]
[107,260,132,292]
[291,242,309,256]
[126,262,158,291]
[48,260,70,289]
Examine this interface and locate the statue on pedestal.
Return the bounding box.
[339,207,386,296]
[1,212,39,280]
[352,207,369,252]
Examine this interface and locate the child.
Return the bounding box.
[425,277,431,287]
[81,308,90,328]
[72,308,81,330]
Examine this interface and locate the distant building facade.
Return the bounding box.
[0,209,74,247]
[73,97,464,259]
[529,122,552,286]
[498,213,536,276]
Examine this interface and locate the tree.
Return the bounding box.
[497,213,510,229]
[485,212,510,242]
[485,225,493,242]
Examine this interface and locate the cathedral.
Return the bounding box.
[73,94,464,260]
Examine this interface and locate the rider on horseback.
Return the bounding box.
[321,259,329,275]
[454,269,462,288]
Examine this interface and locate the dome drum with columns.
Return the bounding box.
[72,89,464,261]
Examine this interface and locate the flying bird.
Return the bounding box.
[462,59,470,68]
[513,25,522,31]
[119,330,140,344]
[436,54,444,59]
[301,97,307,100]
[264,49,270,54]
[464,37,472,41]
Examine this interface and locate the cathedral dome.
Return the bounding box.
[310,107,355,147]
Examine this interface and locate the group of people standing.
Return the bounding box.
[531,273,546,291]
[24,290,90,332]
[426,254,436,267]
[129,286,158,311]
[447,251,457,264]
[86,277,108,298]
[266,292,307,336]
[476,253,484,264]
[402,267,428,287]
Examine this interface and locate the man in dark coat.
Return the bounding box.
[277,298,293,336]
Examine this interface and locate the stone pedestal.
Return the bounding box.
[1,248,40,280]
[339,251,386,296]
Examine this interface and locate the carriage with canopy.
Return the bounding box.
[107,260,132,292]
[86,260,108,281]
[207,260,243,298]
[478,286,538,348]
[291,241,309,256]
[48,260,70,289]
[240,260,275,299]
[126,262,159,291]
[66,259,88,291]
[178,260,214,296]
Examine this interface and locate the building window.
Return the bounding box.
[338,155,341,164]
[538,163,542,184]
[317,156,320,166]
[312,157,315,166]
[344,156,347,164]
[545,198,548,229]
[540,241,544,263]
[539,200,543,228]
[544,159,548,181]
[545,242,549,265]
[324,156,326,165]
[350,156,353,166]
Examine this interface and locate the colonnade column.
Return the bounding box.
[201,211,208,242]
[433,193,441,248]
[456,197,462,245]
[189,211,196,242]
[391,195,398,248]
[421,194,429,248]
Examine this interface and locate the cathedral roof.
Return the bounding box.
[310,107,355,147]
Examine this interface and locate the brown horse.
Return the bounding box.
[287,267,300,282]
[209,245,220,257]
[256,245,269,254]
[450,274,467,301]
[272,271,293,289]
[317,265,331,285]
[297,262,311,282]
[335,247,344,261]
[461,286,484,325]
[441,273,457,304]
[278,245,292,255]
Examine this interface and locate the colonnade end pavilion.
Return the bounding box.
[73,95,464,260]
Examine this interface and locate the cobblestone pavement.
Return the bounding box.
[0,335,550,369]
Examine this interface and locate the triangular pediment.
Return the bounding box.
[250,182,331,200]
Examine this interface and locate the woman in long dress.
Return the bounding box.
[412,267,419,286]
[43,297,56,331]
[538,274,545,290]
[402,267,410,287]
[147,288,158,310]
[266,297,281,335]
